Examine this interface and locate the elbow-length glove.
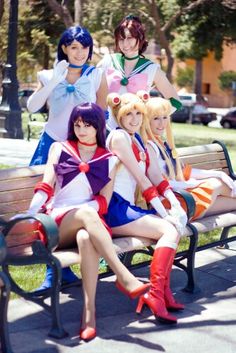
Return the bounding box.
[27,60,69,113]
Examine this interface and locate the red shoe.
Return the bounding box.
[116,281,150,299]
[79,327,96,342]
[136,291,177,324]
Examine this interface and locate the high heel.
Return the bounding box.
[136,247,181,324]
[79,327,96,341]
[116,281,150,299]
[136,292,177,324]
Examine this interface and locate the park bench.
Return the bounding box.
[0,223,14,353]
[0,139,236,341]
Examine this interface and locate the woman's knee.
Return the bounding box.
[76,207,100,227]
[76,229,90,247]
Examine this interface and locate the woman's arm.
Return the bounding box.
[153,68,179,101]
[109,130,152,191]
[27,61,69,113]
[27,143,58,215]
[96,73,108,110]
[99,164,117,206]
[146,143,165,186]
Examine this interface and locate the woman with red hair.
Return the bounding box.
[98,15,181,130]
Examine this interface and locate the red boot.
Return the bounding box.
[136,247,177,324]
[164,270,185,311]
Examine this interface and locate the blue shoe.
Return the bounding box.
[61,267,79,285]
[34,265,79,295]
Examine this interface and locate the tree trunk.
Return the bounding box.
[74,0,82,25]
[0,0,4,25]
[47,0,74,27]
[194,59,202,94]
[43,44,50,69]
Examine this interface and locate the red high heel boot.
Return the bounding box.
[164,257,185,311]
[136,247,177,324]
[116,281,150,299]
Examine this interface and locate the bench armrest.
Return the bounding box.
[174,190,196,219]
[0,234,7,263]
[1,214,59,252]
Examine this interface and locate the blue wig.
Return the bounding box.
[57,26,93,62]
[67,103,106,148]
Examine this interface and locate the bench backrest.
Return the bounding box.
[0,142,230,221]
[178,142,230,175]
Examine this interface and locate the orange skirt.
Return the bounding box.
[162,181,213,220]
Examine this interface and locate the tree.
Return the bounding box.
[173,0,236,93]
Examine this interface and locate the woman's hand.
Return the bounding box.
[52,60,69,85]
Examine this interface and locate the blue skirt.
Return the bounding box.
[29,131,55,166]
[104,192,156,228]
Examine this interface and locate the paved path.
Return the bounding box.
[6,243,236,353]
[0,138,38,167]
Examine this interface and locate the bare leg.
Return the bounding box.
[196,178,236,218]
[203,196,236,217]
[58,207,145,292]
[112,214,180,245]
[76,229,99,331]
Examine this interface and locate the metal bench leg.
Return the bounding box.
[48,259,68,339]
[0,272,14,353]
[183,224,199,293]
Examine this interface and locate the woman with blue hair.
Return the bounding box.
[27,26,108,291]
[28,26,107,165]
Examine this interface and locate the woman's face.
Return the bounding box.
[74,118,97,144]
[149,115,169,136]
[120,109,143,134]
[118,29,139,57]
[62,40,89,66]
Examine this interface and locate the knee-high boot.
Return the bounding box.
[164,251,185,311]
[136,247,177,324]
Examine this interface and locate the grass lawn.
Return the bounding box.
[1,120,236,298]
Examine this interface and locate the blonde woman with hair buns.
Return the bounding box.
[144,97,236,221]
[104,91,186,325]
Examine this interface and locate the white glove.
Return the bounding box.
[27,60,69,113]
[163,214,186,236]
[163,189,188,226]
[169,178,202,191]
[149,196,168,218]
[27,190,48,215]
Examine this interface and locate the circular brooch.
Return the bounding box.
[66,84,75,93]
[120,77,129,86]
[78,162,90,173]
[139,151,146,162]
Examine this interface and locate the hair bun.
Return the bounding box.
[107,93,121,107]
[137,90,149,102]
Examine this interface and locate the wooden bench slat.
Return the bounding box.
[0,189,34,203]
[0,177,41,192]
[0,165,44,180]
[178,143,223,156]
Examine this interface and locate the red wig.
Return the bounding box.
[114,15,148,55]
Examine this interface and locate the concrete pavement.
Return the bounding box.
[6,243,236,353]
[0,138,38,167]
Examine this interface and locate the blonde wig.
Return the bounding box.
[107,91,149,142]
[145,97,184,181]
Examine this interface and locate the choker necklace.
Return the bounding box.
[124,54,140,61]
[69,63,84,69]
[78,140,97,147]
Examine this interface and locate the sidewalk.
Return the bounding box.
[7,243,236,353]
[0,138,38,167]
